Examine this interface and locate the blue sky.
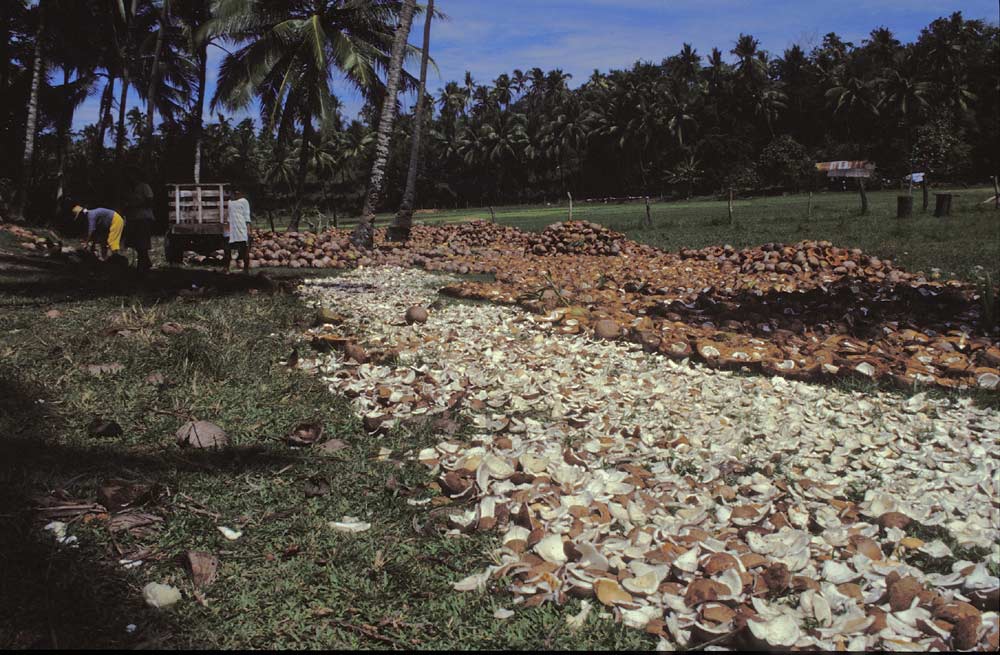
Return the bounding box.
[72,0,998,131]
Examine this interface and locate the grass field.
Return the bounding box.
[0,233,650,649]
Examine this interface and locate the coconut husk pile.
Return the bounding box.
[1,224,62,255]
[186,221,1000,392]
[524,221,639,256]
[249,230,378,269]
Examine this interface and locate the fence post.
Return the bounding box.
[567,192,573,222]
[728,188,734,225]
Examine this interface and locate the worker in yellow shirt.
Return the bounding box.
[72,205,125,259]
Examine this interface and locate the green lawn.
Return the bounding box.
[0,232,650,650]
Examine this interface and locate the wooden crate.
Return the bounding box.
[168,183,229,226]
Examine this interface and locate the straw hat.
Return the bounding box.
[72,205,85,219]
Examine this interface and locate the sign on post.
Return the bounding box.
[815,161,875,178]
[816,161,875,215]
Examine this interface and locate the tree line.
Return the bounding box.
[2,2,997,233]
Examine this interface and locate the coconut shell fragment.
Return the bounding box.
[176,420,228,449]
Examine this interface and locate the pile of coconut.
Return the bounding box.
[525,221,635,256]
[679,240,916,284]
[3,224,62,255]
[248,229,379,269]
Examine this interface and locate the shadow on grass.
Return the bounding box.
[0,250,301,308]
[0,372,310,649]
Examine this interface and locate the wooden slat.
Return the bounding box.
[170,202,224,209]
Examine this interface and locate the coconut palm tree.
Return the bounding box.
[13,0,45,220]
[209,0,416,231]
[877,69,930,121]
[390,0,433,242]
[351,0,417,248]
[175,0,217,183]
[46,1,100,210]
[135,1,195,166]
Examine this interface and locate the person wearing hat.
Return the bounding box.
[73,205,125,260]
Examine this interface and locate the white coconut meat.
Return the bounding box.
[297,266,1000,652]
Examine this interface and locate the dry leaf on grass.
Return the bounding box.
[108,511,163,536]
[183,551,219,589]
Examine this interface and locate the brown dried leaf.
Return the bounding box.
[184,551,219,589]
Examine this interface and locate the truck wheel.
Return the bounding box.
[164,235,183,264]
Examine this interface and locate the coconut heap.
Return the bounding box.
[249,229,378,269]
[525,221,636,256]
[680,241,913,285]
[220,220,1000,392]
[3,224,62,255]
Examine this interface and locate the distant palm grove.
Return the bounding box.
[2,1,997,228]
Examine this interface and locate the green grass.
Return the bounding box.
[0,233,651,649]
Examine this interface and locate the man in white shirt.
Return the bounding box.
[224,189,252,273]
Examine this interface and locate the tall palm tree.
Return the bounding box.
[209,0,414,231]
[176,0,215,183]
[673,43,701,84]
[437,80,465,136]
[46,1,100,210]
[143,0,169,162]
[135,0,194,166]
[390,0,433,242]
[13,0,45,221]
[732,34,765,85]
[351,0,417,248]
[111,0,146,186]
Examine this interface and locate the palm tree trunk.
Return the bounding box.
[144,2,169,167]
[56,68,71,214]
[192,43,208,183]
[351,0,417,249]
[113,0,138,197]
[389,0,433,242]
[114,72,131,199]
[96,76,115,154]
[289,117,314,232]
[13,1,45,221]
